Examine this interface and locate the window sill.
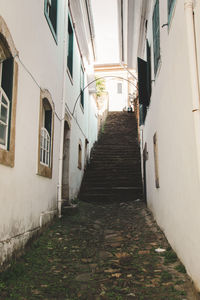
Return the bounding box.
[37,163,52,179]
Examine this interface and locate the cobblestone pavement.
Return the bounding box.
[0,200,199,300]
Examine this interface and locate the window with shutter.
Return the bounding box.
[67,16,74,78]
[0,57,14,150]
[44,0,57,43]
[152,0,160,76]
[168,0,176,24]
[38,90,54,178]
[137,57,149,107]
[146,40,152,99]
[0,16,18,168]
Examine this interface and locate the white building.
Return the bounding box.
[95,64,137,112]
[118,0,200,291]
[0,0,97,266]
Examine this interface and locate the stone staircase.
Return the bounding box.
[80,111,143,202]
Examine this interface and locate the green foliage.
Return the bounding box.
[96,77,105,97]
[175,263,186,274]
[160,271,173,282]
[163,249,178,264]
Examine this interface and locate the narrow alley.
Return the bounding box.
[0,112,199,299]
[2,0,200,298]
[0,191,197,299]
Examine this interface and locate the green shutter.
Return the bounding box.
[146,40,152,100]
[2,57,13,101]
[152,0,160,75]
[137,57,149,106]
[168,0,176,24]
[50,0,57,34]
[45,110,52,137]
[1,57,14,150]
[139,104,147,126]
[44,0,57,42]
[67,17,74,77]
[80,67,84,109]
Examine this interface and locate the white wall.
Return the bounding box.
[63,3,98,200]
[0,0,98,265]
[140,0,200,290]
[0,0,66,263]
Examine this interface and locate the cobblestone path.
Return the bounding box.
[0,200,199,300]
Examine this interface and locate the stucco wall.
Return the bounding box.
[0,0,98,265]
[140,0,200,290]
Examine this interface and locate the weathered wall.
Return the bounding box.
[0,0,98,265]
[140,0,200,290]
[0,0,65,265]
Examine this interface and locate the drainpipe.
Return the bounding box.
[184,0,200,181]
[57,0,68,218]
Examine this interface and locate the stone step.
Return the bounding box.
[80,111,143,203]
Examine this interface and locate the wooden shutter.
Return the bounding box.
[137,57,149,107]
[1,57,14,101]
[153,133,160,188]
[146,40,152,99]
[67,17,74,77]
[152,0,160,75]
[45,110,52,137]
[139,104,147,126]
[168,0,176,23]
[50,0,57,34]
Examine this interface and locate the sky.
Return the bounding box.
[90,0,119,64]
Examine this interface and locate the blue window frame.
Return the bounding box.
[80,66,84,110]
[67,16,74,78]
[152,0,160,76]
[44,0,58,43]
[168,0,176,24]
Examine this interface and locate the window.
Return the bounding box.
[38,90,54,178]
[168,0,176,24]
[40,99,52,167]
[117,82,122,94]
[152,0,160,76]
[0,16,18,167]
[80,66,84,109]
[153,133,160,188]
[67,16,74,78]
[44,0,57,42]
[78,140,82,170]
